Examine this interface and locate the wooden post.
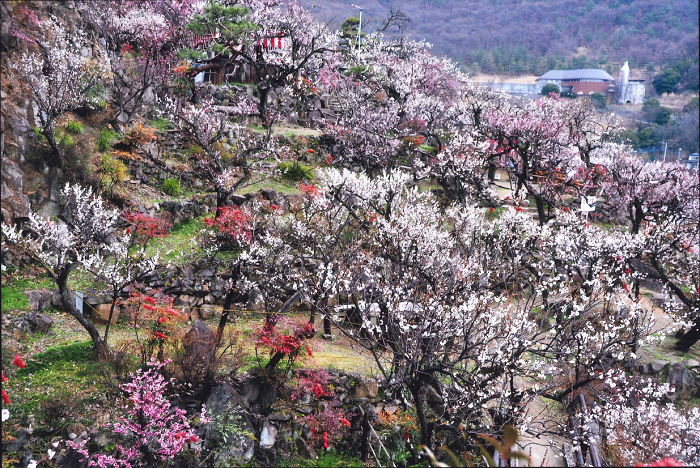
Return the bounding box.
[579,395,602,467]
[360,407,369,463]
[569,414,586,467]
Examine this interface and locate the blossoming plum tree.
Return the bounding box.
[181,0,339,134]
[604,148,697,235]
[325,38,470,172]
[476,95,619,224]
[80,0,196,124]
[10,18,110,166]
[1,184,158,356]
[587,369,700,466]
[601,146,700,350]
[255,167,666,460]
[163,96,260,213]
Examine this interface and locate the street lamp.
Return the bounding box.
[351,4,363,52]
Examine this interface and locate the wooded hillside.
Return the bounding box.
[301,0,699,76]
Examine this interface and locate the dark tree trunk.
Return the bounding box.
[103,288,119,344]
[57,268,109,358]
[257,87,270,127]
[675,323,700,352]
[630,201,644,234]
[265,351,285,370]
[409,381,431,448]
[43,128,62,168]
[488,162,497,182]
[534,197,547,226]
[215,189,228,217]
[216,287,241,346]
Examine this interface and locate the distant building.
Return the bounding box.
[476,63,645,103]
[616,61,645,104]
[535,69,615,96]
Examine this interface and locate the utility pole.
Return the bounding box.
[677,147,682,163]
[662,141,667,163]
[352,4,363,52]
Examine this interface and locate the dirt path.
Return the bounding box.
[518,396,567,467]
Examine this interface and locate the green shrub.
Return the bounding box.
[60,134,74,146]
[149,117,175,132]
[540,83,561,96]
[64,120,84,134]
[84,82,109,109]
[162,177,181,196]
[277,161,314,182]
[100,154,127,193]
[32,126,48,143]
[183,144,205,158]
[590,92,607,109]
[97,127,119,152]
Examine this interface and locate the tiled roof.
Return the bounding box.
[537,69,615,81]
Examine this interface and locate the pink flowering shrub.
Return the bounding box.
[75,359,210,467]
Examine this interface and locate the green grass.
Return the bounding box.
[236,180,303,196]
[162,177,182,196]
[68,268,108,293]
[64,120,84,134]
[149,117,175,132]
[279,451,364,467]
[60,134,74,146]
[1,274,55,311]
[97,127,119,152]
[8,341,102,424]
[146,215,208,262]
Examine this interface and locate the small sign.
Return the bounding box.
[494,173,501,180]
[580,196,596,212]
[75,291,84,315]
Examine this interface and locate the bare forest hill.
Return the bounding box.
[301,0,699,76]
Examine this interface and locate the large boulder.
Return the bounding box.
[295,437,319,459]
[241,376,278,414]
[198,304,223,320]
[204,384,255,467]
[35,313,54,334]
[651,360,667,374]
[246,286,265,311]
[259,420,278,449]
[639,360,667,375]
[666,362,698,400]
[353,376,379,399]
[183,320,215,365]
[25,289,52,311]
[51,289,76,311]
